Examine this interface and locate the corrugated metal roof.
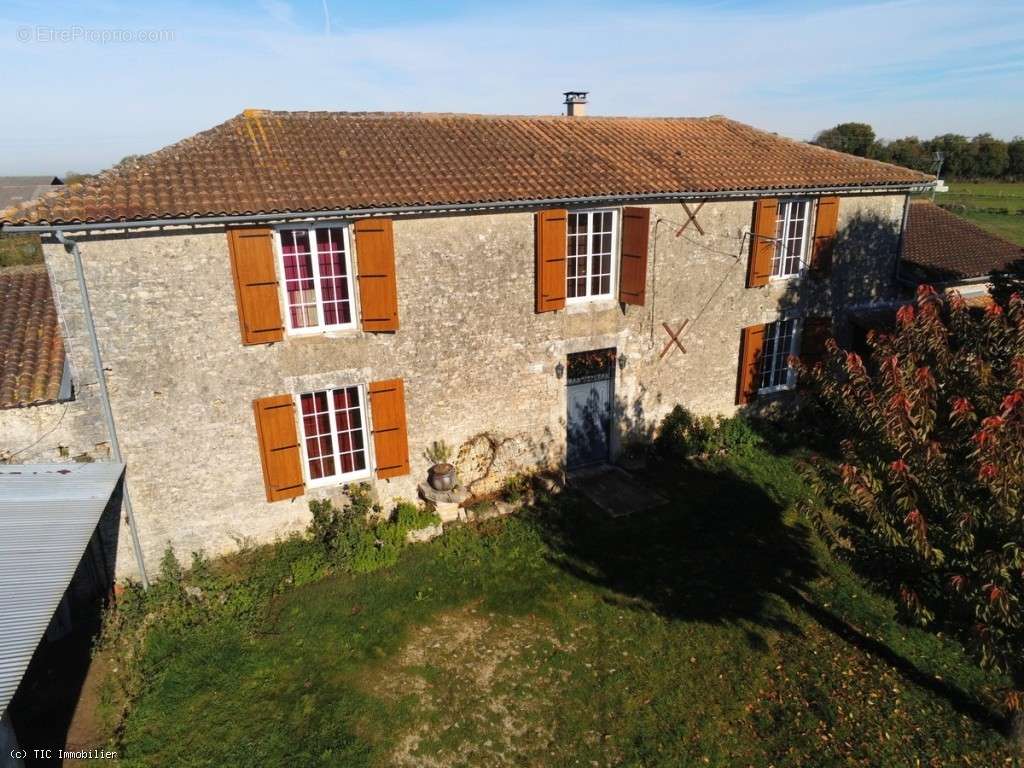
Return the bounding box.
[0,462,124,716]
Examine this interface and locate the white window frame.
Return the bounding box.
[295,383,373,488]
[757,317,802,395]
[565,208,619,304]
[770,198,813,281]
[275,223,359,335]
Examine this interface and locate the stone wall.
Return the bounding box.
[0,395,106,464]
[23,193,905,577]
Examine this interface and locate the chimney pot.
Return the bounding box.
[563,91,588,117]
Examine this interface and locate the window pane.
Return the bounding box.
[282,230,318,328]
[759,319,797,390]
[300,391,337,480]
[567,213,590,298]
[332,386,366,477]
[314,227,352,327]
[771,201,809,279]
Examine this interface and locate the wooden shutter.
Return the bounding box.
[736,324,767,405]
[800,317,832,368]
[227,228,284,345]
[746,199,778,288]
[253,394,304,502]
[810,197,840,273]
[535,209,567,313]
[618,207,650,306]
[353,218,400,332]
[368,378,410,479]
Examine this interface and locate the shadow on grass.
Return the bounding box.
[534,457,819,643]
[533,454,1008,737]
[788,591,1007,733]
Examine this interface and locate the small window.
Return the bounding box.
[758,318,801,393]
[567,209,617,302]
[772,200,812,279]
[297,385,371,485]
[277,225,357,333]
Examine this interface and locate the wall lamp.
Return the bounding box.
[555,361,565,380]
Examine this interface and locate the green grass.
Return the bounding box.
[97,449,1017,767]
[958,210,1024,246]
[942,181,1024,212]
[929,181,1024,246]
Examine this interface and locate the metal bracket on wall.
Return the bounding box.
[659,319,689,359]
[675,201,706,237]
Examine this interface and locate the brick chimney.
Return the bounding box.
[563,91,588,117]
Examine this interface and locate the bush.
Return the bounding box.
[500,473,532,503]
[799,286,1024,734]
[308,483,378,555]
[655,405,762,458]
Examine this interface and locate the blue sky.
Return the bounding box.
[0,0,1021,175]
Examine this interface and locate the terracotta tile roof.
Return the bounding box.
[0,112,931,227]
[902,200,1024,282]
[0,265,66,409]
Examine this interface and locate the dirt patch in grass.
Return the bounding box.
[368,605,581,768]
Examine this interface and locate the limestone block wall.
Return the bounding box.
[0,395,106,464]
[33,192,905,577]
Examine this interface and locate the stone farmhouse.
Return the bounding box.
[0,96,933,578]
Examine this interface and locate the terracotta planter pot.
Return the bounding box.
[428,463,456,491]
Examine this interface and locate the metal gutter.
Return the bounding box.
[54,231,150,588]
[4,181,936,235]
[897,269,993,290]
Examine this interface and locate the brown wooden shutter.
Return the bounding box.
[746,199,778,288]
[227,228,284,345]
[736,324,767,405]
[810,196,840,273]
[618,207,650,306]
[368,378,410,479]
[353,218,399,332]
[535,209,567,313]
[800,317,832,368]
[252,394,304,502]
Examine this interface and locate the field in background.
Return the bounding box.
[932,181,1024,246]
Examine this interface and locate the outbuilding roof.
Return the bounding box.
[0,266,67,409]
[0,462,124,717]
[0,111,931,228]
[901,200,1024,283]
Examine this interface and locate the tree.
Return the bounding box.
[813,122,877,157]
[972,134,1010,179]
[884,137,930,171]
[927,134,974,178]
[799,286,1024,750]
[1008,138,1024,179]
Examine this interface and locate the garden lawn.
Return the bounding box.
[100,448,1017,767]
